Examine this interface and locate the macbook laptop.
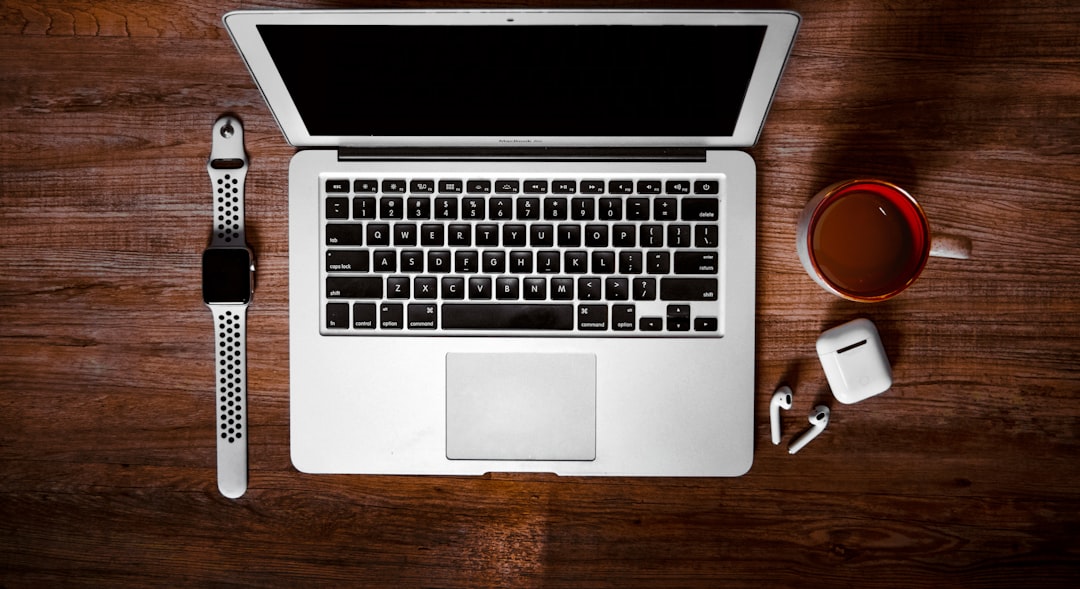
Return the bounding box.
[224,9,799,476]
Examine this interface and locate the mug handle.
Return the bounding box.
[930,234,972,260]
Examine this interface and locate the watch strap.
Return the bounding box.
[208,116,248,248]
[210,303,248,498]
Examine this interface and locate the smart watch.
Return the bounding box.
[201,115,254,499]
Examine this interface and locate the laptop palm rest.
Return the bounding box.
[446,353,596,461]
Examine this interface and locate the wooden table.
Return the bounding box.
[3,1,1078,586]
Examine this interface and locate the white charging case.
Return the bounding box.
[816,318,893,404]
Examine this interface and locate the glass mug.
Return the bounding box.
[796,179,970,302]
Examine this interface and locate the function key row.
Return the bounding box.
[325,178,720,196]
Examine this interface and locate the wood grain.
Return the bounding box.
[2,0,1079,587]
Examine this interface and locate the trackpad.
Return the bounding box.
[446,353,596,461]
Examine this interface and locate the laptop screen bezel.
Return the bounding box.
[223,9,800,149]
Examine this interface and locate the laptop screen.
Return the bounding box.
[256,24,766,139]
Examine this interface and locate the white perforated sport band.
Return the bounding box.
[206,115,250,498]
[209,116,248,248]
[210,304,248,498]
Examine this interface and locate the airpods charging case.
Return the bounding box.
[816,318,893,404]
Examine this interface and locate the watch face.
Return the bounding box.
[202,248,253,304]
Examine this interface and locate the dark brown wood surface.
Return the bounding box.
[2,0,1078,586]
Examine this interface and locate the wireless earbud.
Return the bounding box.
[770,386,793,445]
[788,405,830,455]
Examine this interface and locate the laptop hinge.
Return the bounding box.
[337,147,707,162]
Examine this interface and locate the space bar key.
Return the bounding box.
[442,304,575,330]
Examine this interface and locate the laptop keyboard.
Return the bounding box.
[321,175,724,337]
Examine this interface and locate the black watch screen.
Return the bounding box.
[202,248,253,304]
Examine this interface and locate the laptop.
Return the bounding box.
[224,9,799,476]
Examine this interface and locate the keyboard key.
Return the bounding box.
[695,225,719,248]
[410,179,435,193]
[354,179,378,193]
[627,198,650,220]
[552,180,577,194]
[612,304,636,331]
[694,180,720,194]
[407,197,431,219]
[442,304,574,330]
[380,303,403,329]
[326,179,349,193]
[326,302,349,328]
[667,304,691,332]
[654,198,677,220]
[524,180,548,194]
[530,224,554,247]
[447,224,471,246]
[462,197,485,219]
[608,180,633,194]
[380,197,403,219]
[558,224,582,247]
[352,303,376,328]
[382,179,406,193]
[503,224,527,246]
[372,250,396,272]
[482,250,506,273]
[400,250,424,272]
[439,179,463,193]
[674,251,719,274]
[681,198,720,221]
[467,180,491,193]
[647,251,670,274]
[326,277,382,299]
[407,303,438,329]
[578,277,602,300]
[668,224,691,247]
[420,223,444,246]
[454,251,478,273]
[495,180,520,194]
[633,277,657,300]
[489,197,513,219]
[584,224,608,247]
[326,250,369,272]
[660,278,718,300]
[496,277,519,300]
[578,304,608,330]
[665,180,691,194]
[571,198,595,220]
[581,180,605,194]
[538,251,560,273]
[695,317,718,331]
[599,198,622,220]
[612,224,636,247]
[551,278,574,299]
[393,224,417,246]
[544,197,568,220]
[326,224,364,246]
[387,276,411,298]
[326,197,348,219]
[516,197,540,220]
[414,276,438,298]
[427,251,451,273]
[523,277,546,300]
[353,196,376,219]
[605,277,629,300]
[637,180,662,194]
[366,223,390,246]
[475,224,499,246]
[435,197,458,219]
[565,251,587,273]
[469,277,492,299]
[592,251,616,274]
[442,277,465,299]
[640,317,663,331]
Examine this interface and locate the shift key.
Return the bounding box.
[660,278,717,301]
[326,277,382,299]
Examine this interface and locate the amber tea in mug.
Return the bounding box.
[796,180,931,301]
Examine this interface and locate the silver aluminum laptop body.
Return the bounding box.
[225,9,799,476]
